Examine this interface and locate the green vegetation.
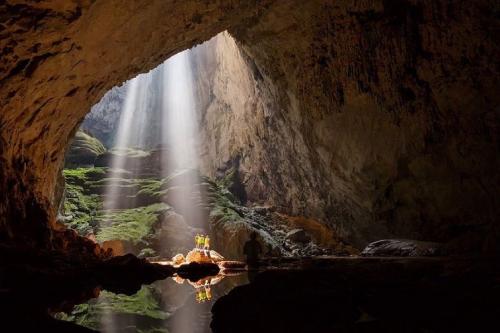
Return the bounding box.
[136,178,167,203]
[64,167,107,185]
[96,203,169,245]
[55,285,167,331]
[205,176,244,225]
[139,247,157,258]
[63,167,107,235]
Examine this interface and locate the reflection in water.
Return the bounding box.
[55,272,248,333]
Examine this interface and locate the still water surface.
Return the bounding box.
[55,272,248,333]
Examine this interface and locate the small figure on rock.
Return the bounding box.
[203,235,211,255]
[195,234,203,250]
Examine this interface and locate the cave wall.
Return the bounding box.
[0,0,274,246]
[1,0,498,250]
[191,2,499,248]
[230,0,500,247]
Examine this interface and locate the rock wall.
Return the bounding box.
[236,0,499,248]
[80,85,127,148]
[0,0,498,250]
[193,2,500,248]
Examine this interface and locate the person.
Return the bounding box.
[203,235,210,252]
[243,232,262,268]
[196,234,205,250]
[195,234,201,249]
[204,279,212,301]
[196,288,205,303]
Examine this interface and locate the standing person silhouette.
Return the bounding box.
[243,232,262,268]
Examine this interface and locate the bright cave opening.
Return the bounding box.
[58,32,351,332]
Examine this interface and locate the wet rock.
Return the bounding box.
[185,249,215,264]
[361,239,443,257]
[98,254,175,294]
[172,253,186,265]
[286,229,311,244]
[176,262,220,282]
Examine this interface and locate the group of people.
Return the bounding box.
[195,234,210,252]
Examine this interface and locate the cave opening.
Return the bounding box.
[57,32,306,332]
[1,1,498,332]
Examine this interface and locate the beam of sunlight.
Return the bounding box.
[162,50,198,171]
[161,49,206,333]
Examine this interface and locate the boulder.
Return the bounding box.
[101,240,126,256]
[65,131,106,167]
[185,249,214,264]
[286,229,311,243]
[172,253,186,266]
[361,239,443,257]
[152,211,200,256]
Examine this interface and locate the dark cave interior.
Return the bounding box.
[0,1,499,332]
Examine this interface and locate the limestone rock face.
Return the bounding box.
[0,1,498,252]
[80,86,127,148]
[64,130,106,167]
[195,2,500,247]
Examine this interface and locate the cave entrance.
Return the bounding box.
[59,32,244,332]
[62,30,355,262]
[59,28,362,332]
[62,33,224,260]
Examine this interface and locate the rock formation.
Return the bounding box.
[0,1,498,252]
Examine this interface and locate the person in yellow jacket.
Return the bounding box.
[195,234,205,249]
[203,235,210,252]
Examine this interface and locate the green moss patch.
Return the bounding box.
[63,167,105,235]
[64,167,107,186]
[204,176,244,225]
[96,203,169,245]
[55,285,167,331]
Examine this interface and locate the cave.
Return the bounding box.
[0,1,499,332]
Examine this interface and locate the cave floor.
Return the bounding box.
[1,253,498,332]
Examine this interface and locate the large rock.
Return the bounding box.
[285,229,311,244]
[64,131,106,167]
[361,239,443,257]
[101,239,126,256]
[151,211,201,257]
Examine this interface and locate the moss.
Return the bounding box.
[63,169,104,235]
[217,166,247,204]
[136,178,167,203]
[96,203,169,245]
[64,167,107,186]
[138,247,157,258]
[204,176,244,225]
[56,285,167,331]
